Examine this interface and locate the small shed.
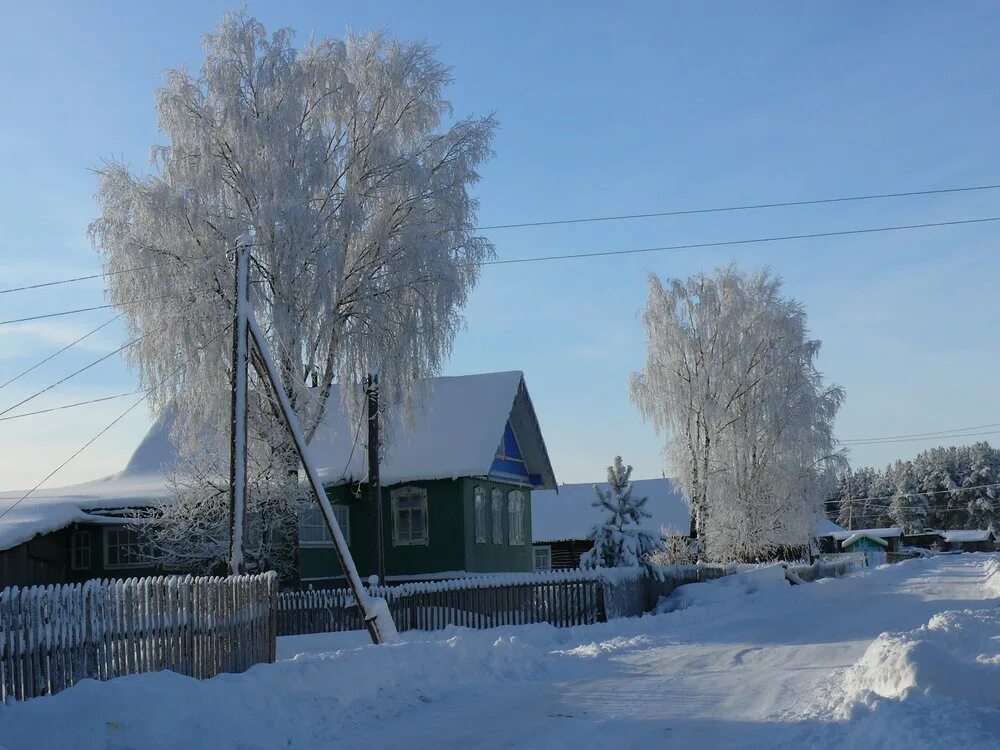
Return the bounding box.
[938,530,996,553]
[841,533,889,567]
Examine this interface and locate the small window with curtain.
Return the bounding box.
[474,486,487,544]
[392,487,429,546]
[508,490,525,545]
[491,488,504,545]
[533,545,552,571]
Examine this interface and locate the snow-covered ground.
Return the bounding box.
[1,555,997,749]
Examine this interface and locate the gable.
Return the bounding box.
[489,421,530,484]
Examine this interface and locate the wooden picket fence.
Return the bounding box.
[275,568,674,637]
[0,572,278,703]
[278,573,615,636]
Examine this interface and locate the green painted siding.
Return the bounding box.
[300,477,533,583]
[461,478,532,573]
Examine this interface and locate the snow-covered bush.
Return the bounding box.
[647,526,697,566]
[581,457,665,570]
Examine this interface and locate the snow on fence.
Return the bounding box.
[0,572,277,703]
[278,566,723,636]
[786,558,856,582]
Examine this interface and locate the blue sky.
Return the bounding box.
[2,1,1000,489]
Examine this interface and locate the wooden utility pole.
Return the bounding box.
[246,315,394,644]
[365,373,385,582]
[846,469,853,531]
[228,236,251,575]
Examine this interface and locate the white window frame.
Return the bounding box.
[391,486,429,547]
[298,505,350,548]
[533,545,552,571]
[474,486,487,544]
[491,488,505,545]
[103,527,151,570]
[69,530,91,571]
[508,490,525,545]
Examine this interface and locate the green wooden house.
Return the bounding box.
[0,371,557,588]
[298,371,557,583]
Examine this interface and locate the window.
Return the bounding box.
[508,490,525,545]
[69,530,91,570]
[491,488,504,545]
[533,545,552,571]
[474,486,487,544]
[299,505,350,547]
[103,527,152,570]
[392,487,428,546]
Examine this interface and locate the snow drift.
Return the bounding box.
[834,606,1000,746]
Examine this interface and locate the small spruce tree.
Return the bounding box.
[581,456,665,569]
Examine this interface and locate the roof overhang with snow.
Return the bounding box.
[0,371,556,552]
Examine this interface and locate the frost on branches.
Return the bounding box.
[631,265,845,563]
[87,12,496,577]
[580,457,665,570]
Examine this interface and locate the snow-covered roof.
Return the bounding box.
[0,371,556,553]
[939,529,993,543]
[531,478,691,543]
[829,527,902,542]
[309,371,556,489]
[0,410,177,553]
[815,517,846,537]
[841,533,888,548]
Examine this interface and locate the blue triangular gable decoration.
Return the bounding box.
[489,421,530,483]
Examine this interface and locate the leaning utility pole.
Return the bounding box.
[225,241,395,643]
[365,373,385,583]
[228,236,251,575]
[246,315,396,644]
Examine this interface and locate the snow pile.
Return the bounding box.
[833,607,1000,746]
[984,557,1000,598]
[0,626,561,750]
[656,564,789,613]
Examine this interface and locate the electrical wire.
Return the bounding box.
[0,324,232,523]
[4,181,1000,294]
[478,215,1000,266]
[0,336,144,418]
[0,314,124,390]
[474,182,1000,230]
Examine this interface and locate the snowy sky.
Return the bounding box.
[2,1,1000,491]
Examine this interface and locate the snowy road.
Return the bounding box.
[2,555,997,749]
[332,555,999,749]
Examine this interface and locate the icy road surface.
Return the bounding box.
[2,555,997,749]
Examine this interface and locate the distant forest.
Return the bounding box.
[830,442,999,532]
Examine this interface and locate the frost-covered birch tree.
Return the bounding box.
[89,12,496,574]
[580,456,664,569]
[631,265,845,562]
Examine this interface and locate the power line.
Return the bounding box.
[0,263,164,295]
[842,428,1000,446]
[479,215,1000,266]
[824,480,1000,505]
[4,181,1000,296]
[841,421,1000,444]
[0,314,124,390]
[0,324,232,524]
[4,212,1000,334]
[475,182,1000,230]
[0,336,143,418]
[0,390,141,422]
